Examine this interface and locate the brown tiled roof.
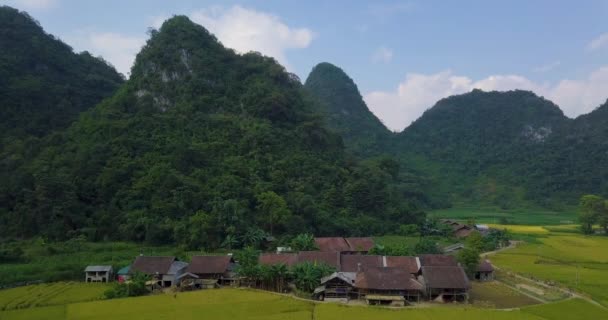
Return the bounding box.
[314,237,351,252]
[355,267,422,291]
[385,256,419,274]
[130,256,176,275]
[345,237,375,252]
[340,254,383,272]
[298,251,341,269]
[455,228,474,238]
[476,259,494,273]
[418,254,458,267]
[258,253,298,267]
[187,256,232,275]
[421,266,470,289]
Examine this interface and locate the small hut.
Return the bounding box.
[475,260,495,281]
[84,265,113,283]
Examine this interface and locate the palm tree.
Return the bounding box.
[270,263,289,292]
[221,234,239,250]
[290,233,317,251]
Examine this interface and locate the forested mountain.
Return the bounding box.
[0,6,124,139]
[0,15,427,245]
[304,63,393,156]
[306,64,608,209]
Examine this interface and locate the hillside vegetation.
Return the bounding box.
[0,13,427,245]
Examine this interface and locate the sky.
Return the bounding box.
[4,0,608,131]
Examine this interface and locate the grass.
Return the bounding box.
[374,235,457,249]
[0,282,109,311]
[0,289,603,320]
[0,240,191,287]
[491,232,608,306]
[468,281,540,308]
[430,207,576,225]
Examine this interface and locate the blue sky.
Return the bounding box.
[5,0,608,131]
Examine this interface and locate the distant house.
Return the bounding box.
[475,259,495,281]
[420,266,470,302]
[180,255,237,288]
[355,267,423,305]
[129,256,187,287]
[84,265,113,283]
[317,272,357,302]
[443,243,465,254]
[314,237,375,254]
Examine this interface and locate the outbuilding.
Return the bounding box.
[84,265,113,283]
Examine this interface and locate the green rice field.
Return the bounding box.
[430,207,576,225]
[0,288,604,320]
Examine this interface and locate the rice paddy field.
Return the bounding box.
[468,281,541,308]
[490,227,608,307]
[0,282,109,311]
[0,288,604,320]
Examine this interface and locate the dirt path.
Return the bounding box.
[482,242,607,309]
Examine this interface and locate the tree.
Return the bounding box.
[290,233,317,251]
[291,262,334,293]
[457,247,480,277]
[465,231,484,252]
[256,191,291,235]
[414,238,441,254]
[579,195,603,234]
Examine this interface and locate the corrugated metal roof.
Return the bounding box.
[384,256,419,274]
[320,272,357,285]
[84,265,113,272]
[418,254,458,267]
[168,261,188,275]
[421,266,470,289]
[130,256,176,275]
[117,266,130,275]
[344,237,375,252]
[258,253,298,267]
[340,254,383,272]
[187,256,232,275]
[355,267,422,291]
[314,237,351,252]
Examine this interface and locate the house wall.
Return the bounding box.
[85,271,111,282]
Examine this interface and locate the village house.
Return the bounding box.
[355,267,423,306]
[316,272,357,302]
[129,256,188,288]
[475,259,495,281]
[420,266,470,302]
[84,265,113,283]
[297,251,342,269]
[179,255,237,289]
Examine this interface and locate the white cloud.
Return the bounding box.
[65,32,146,76]
[587,33,608,51]
[533,61,561,73]
[364,67,608,131]
[372,46,393,64]
[6,0,57,10]
[186,5,314,70]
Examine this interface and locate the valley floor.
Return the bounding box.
[0,288,604,320]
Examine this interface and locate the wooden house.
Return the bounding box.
[182,255,236,288]
[420,266,470,302]
[84,265,113,283]
[129,256,187,287]
[316,272,357,302]
[355,267,423,305]
[314,237,375,254]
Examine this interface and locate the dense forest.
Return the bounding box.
[306,64,608,210]
[2,6,608,248]
[0,10,427,247]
